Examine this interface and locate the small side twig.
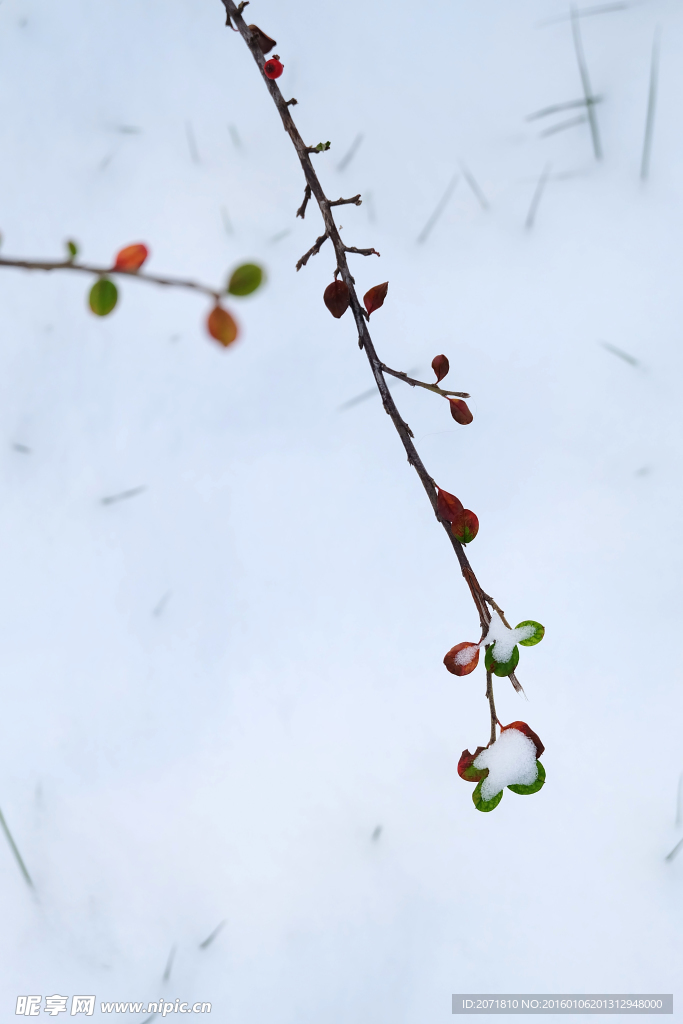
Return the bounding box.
[296,184,312,219]
[329,194,362,208]
[379,363,469,399]
[295,232,328,271]
[344,245,379,258]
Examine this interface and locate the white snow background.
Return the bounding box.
[0,0,681,1018]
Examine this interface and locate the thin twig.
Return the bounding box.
[416,173,459,244]
[0,805,34,889]
[571,3,602,159]
[296,184,312,219]
[481,593,512,629]
[485,670,499,746]
[344,245,379,258]
[295,232,328,271]
[162,946,176,982]
[379,363,469,399]
[640,28,660,182]
[101,486,146,506]
[525,163,552,230]
[676,773,683,827]
[0,256,222,301]
[329,194,362,208]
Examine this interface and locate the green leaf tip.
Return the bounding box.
[508,760,546,795]
[517,620,545,646]
[472,781,504,812]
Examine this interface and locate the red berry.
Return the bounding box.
[264,57,283,79]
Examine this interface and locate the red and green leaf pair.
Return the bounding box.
[436,487,479,545]
[89,243,150,315]
[207,263,265,348]
[323,279,389,320]
[458,722,546,812]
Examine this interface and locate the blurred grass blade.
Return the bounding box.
[525,163,552,230]
[417,174,459,244]
[571,3,602,159]
[640,29,660,181]
[0,805,34,889]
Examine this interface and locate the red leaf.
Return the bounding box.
[324,280,350,318]
[458,746,488,782]
[363,281,388,316]
[449,399,473,425]
[432,354,450,383]
[451,508,479,544]
[444,642,480,676]
[248,24,276,53]
[114,243,149,272]
[207,305,239,347]
[500,721,545,759]
[436,487,464,523]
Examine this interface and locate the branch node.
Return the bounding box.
[285,97,298,107]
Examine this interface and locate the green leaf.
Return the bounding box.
[66,239,79,260]
[472,781,504,812]
[227,263,264,297]
[508,760,546,795]
[311,141,331,153]
[461,763,488,783]
[517,620,545,646]
[484,643,520,677]
[89,277,118,316]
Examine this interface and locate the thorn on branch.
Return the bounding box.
[295,232,328,272]
[306,142,331,154]
[296,184,312,219]
[348,245,378,258]
[285,98,298,106]
[329,194,362,208]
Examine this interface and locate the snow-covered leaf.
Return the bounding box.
[508,760,546,795]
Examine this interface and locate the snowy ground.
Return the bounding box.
[0,0,681,1019]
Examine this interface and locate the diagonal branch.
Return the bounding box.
[220,0,513,740]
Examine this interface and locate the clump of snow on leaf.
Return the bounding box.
[473,728,538,800]
[454,644,479,666]
[482,611,534,663]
